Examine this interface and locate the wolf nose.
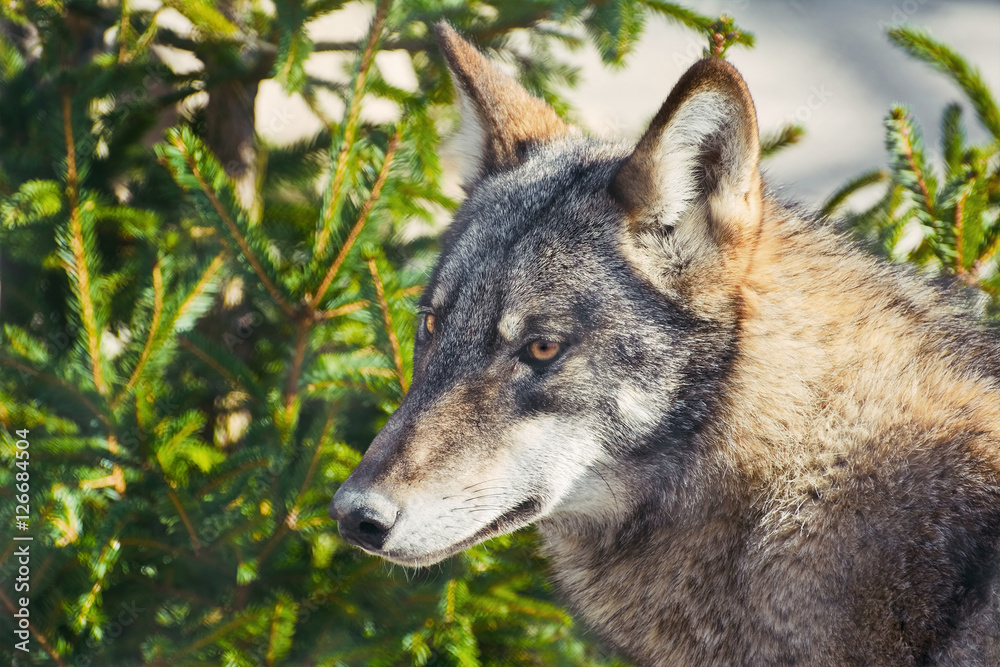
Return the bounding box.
[330,488,399,551]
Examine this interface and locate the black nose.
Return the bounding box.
[330,488,399,551]
[339,506,397,550]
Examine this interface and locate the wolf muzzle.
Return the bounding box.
[329,405,412,552]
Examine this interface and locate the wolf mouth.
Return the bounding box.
[380,497,543,567]
[476,497,542,539]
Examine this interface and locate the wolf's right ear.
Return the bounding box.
[611,58,763,313]
[435,22,570,187]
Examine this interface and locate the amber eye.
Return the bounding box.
[423,313,435,336]
[526,340,561,362]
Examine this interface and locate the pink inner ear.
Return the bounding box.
[435,22,570,177]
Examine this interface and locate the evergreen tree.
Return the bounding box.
[0,2,755,664]
[825,26,1000,315]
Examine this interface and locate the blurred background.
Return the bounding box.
[1,1,998,665]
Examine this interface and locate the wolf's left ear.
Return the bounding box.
[435,22,570,186]
[611,58,762,304]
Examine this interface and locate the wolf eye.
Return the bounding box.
[525,340,562,363]
[419,312,436,341]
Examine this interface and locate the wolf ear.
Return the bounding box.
[611,58,762,308]
[435,22,570,186]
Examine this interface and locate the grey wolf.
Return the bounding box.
[331,23,1000,665]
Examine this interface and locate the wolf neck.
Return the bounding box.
[731,198,995,468]
[537,197,1000,665]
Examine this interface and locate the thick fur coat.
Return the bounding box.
[331,24,1000,665]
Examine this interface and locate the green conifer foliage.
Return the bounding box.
[825,27,1000,314]
[0,2,750,664]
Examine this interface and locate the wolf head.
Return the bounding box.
[330,24,764,566]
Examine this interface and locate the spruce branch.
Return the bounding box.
[168,133,294,317]
[78,469,127,492]
[705,14,753,58]
[114,251,225,408]
[118,0,131,63]
[300,85,337,129]
[61,90,106,395]
[314,283,421,320]
[273,30,313,94]
[315,299,370,320]
[369,257,408,393]
[148,611,260,667]
[315,285,424,321]
[266,597,294,665]
[314,0,393,256]
[179,334,239,386]
[822,169,890,217]
[160,0,240,36]
[399,285,423,297]
[0,588,66,666]
[973,226,1000,280]
[133,7,163,56]
[836,33,997,313]
[760,123,805,160]
[165,484,202,555]
[253,408,344,571]
[0,357,109,425]
[888,27,1000,140]
[79,435,127,494]
[889,107,935,216]
[636,1,715,32]
[295,410,335,506]
[310,131,400,311]
[444,578,458,623]
[195,459,269,498]
[204,517,270,555]
[118,537,183,556]
[169,251,227,329]
[941,102,966,177]
[256,522,289,572]
[164,6,594,60]
[114,260,163,408]
[74,533,123,632]
[282,319,310,430]
[176,328,269,402]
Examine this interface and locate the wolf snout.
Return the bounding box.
[329,485,400,552]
